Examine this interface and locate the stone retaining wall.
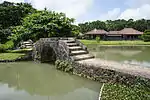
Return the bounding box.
[72,62,150,85]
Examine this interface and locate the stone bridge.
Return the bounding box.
[33,38,94,63]
[33,38,150,84]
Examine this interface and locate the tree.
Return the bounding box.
[134,19,148,32]
[142,30,150,42]
[0,1,36,28]
[78,20,106,33]
[10,11,79,42]
[79,19,149,33]
[0,1,36,43]
[0,27,12,43]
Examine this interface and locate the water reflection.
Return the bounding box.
[0,62,100,100]
[87,45,150,68]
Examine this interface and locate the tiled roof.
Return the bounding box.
[85,28,143,35]
[108,31,121,34]
[120,28,143,35]
[85,29,108,35]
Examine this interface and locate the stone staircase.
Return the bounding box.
[20,40,33,49]
[65,39,94,61]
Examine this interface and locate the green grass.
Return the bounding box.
[80,40,150,45]
[0,53,26,60]
[6,48,32,53]
[101,83,150,100]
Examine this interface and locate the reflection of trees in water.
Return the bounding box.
[88,45,150,62]
[0,62,100,96]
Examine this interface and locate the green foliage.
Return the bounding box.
[0,28,12,43]
[0,40,14,52]
[11,11,79,42]
[102,83,150,100]
[55,60,73,73]
[79,19,150,33]
[102,78,150,100]
[96,36,100,43]
[0,1,36,43]
[4,40,14,49]
[79,21,106,33]
[0,45,6,52]
[0,1,36,28]
[142,30,150,42]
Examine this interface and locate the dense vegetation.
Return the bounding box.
[0,40,14,52]
[55,60,73,73]
[102,81,150,100]
[0,1,35,43]
[79,19,150,33]
[0,1,79,51]
[142,30,150,42]
[11,11,79,42]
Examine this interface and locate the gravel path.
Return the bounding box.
[78,58,150,79]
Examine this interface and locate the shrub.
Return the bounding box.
[96,36,100,43]
[3,40,14,49]
[0,45,6,52]
[0,40,14,52]
[55,60,73,73]
[142,30,150,42]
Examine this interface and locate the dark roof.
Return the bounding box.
[85,29,108,35]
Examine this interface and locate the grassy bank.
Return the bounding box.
[0,53,26,60]
[6,48,32,53]
[0,49,32,60]
[80,40,150,45]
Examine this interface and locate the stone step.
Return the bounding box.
[23,42,31,44]
[67,43,78,47]
[72,54,94,61]
[68,46,82,51]
[66,40,75,43]
[26,46,33,48]
[70,50,88,56]
[25,44,33,46]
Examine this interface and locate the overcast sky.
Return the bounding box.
[1,0,150,23]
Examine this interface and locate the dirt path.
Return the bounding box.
[78,58,150,79]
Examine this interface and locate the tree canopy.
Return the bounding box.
[0,1,35,43]
[0,1,79,44]
[0,1,35,28]
[79,19,150,33]
[142,30,150,42]
[10,10,79,42]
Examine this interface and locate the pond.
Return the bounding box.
[87,45,150,68]
[0,62,101,100]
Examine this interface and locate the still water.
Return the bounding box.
[0,62,100,100]
[88,45,150,68]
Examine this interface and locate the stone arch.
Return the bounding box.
[41,45,56,63]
